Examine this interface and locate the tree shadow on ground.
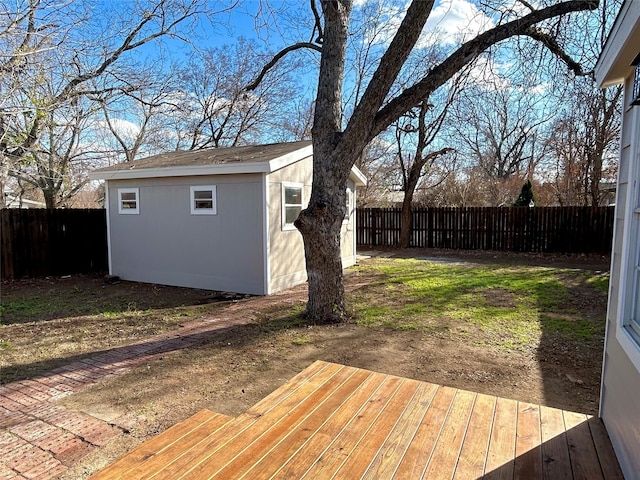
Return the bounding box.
[0,274,245,325]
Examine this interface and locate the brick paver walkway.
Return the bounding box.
[0,286,307,480]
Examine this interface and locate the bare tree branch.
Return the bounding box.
[310,0,323,43]
[341,0,436,155]
[245,42,321,91]
[370,0,598,141]
[523,26,586,76]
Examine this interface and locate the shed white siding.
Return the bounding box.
[266,156,312,293]
[107,175,266,294]
[265,157,362,294]
[600,78,640,479]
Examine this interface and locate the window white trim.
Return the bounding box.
[343,187,352,224]
[190,185,217,215]
[282,182,303,231]
[118,187,139,214]
[616,206,640,371]
[615,114,640,372]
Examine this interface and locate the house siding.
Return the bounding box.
[266,157,361,293]
[267,157,312,293]
[107,174,265,295]
[600,72,640,478]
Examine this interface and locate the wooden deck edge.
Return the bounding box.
[89,410,234,480]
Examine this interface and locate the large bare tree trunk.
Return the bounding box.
[294,1,353,322]
[296,195,346,323]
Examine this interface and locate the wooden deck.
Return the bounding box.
[90,361,623,479]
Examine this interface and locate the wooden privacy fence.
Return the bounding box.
[1,209,108,280]
[356,206,615,254]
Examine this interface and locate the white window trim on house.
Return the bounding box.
[190,185,217,215]
[616,113,640,372]
[282,182,303,231]
[118,187,139,214]
[343,188,352,224]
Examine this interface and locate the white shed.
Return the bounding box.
[594,1,640,477]
[88,141,366,295]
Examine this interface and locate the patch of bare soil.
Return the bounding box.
[482,287,518,308]
[0,275,242,383]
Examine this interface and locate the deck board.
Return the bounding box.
[564,411,605,480]
[453,393,496,479]
[298,375,405,479]
[172,363,355,479]
[540,405,573,480]
[484,396,518,480]
[214,368,374,479]
[90,360,623,480]
[390,384,457,479]
[269,371,384,480]
[332,379,422,479]
[422,389,476,480]
[587,417,626,480]
[89,410,232,480]
[514,402,543,479]
[360,382,439,479]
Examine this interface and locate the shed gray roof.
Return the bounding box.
[88,140,366,186]
[93,141,312,173]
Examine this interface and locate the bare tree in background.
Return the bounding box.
[7,94,102,208]
[547,81,622,205]
[96,67,182,164]
[513,0,623,206]
[542,0,624,207]
[250,0,599,323]
[0,0,235,207]
[451,84,552,206]
[354,138,396,207]
[171,39,299,151]
[280,99,314,141]
[393,101,454,247]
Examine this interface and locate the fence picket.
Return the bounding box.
[356,206,613,254]
[1,209,108,280]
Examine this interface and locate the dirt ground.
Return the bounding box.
[2,249,611,479]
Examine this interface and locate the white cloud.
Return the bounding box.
[463,55,511,91]
[418,0,495,47]
[99,118,141,140]
[357,0,495,50]
[524,83,549,95]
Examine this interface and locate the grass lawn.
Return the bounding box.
[349,258,607,352]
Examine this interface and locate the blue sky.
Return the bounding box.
[122,0,503,68]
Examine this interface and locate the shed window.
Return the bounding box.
[282,183,303,230]
[118,188,139,214]
[190,186,217,215]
